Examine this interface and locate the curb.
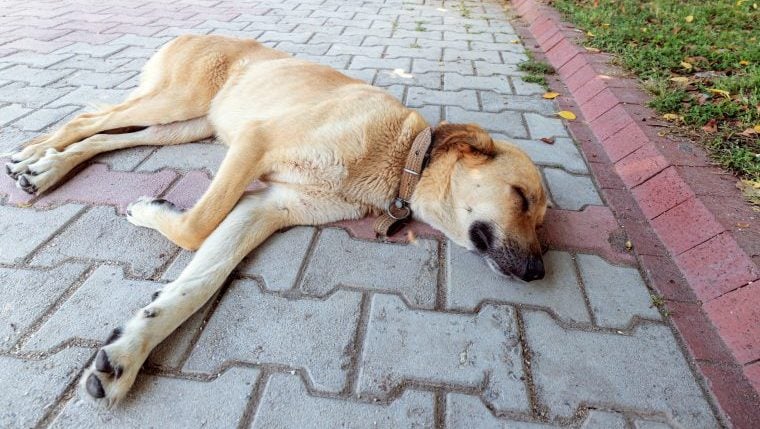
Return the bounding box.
[509,0,760,427]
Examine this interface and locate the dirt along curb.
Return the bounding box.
[508,0,760,427]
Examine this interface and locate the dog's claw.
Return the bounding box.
[17,175,37,194]
[86,373,106,398]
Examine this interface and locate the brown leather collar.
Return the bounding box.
[374,126,434,237]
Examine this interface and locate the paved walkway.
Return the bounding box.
[0,0,722,428]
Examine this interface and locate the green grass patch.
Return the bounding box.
[552,0,760,181]
[518,57,555,88]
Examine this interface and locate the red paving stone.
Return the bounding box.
[650,197,726,255]
[745,362,760,393]
[630,166,693,219]
[704,282,760,364]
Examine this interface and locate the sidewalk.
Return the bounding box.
[0,0,724,427]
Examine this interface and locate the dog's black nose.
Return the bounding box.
[522,255,545,281]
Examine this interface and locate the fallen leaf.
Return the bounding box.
[586,31,594,37]
[662,113,684,122]
[16,202,32,208]
[754,124,760,132]
[669,76,690,87]
[741,127,758,136]
[543,91,560,99]
[625,240,633,251]
[584,46,601,53]
[680,61,693,70]
[685,15,694,23]
[737,222,750,228]
[740,59,750,66]
[557,111,576,120]
[540,137,555,144]
[510,39,520,44]
[707,88,731,99]
[702,119,717,133]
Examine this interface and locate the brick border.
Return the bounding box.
[509,0,760,427]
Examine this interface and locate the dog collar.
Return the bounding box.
[373,126,434,237]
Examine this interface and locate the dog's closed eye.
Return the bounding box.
[513,186,529,212]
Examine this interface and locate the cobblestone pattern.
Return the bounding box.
[0,0,721,427]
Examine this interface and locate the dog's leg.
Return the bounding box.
[81,184,362,405]
[13,117,213,194]
[6,91,210,180]
[126,125,268,250]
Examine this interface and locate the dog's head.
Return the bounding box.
[411,123,548,281]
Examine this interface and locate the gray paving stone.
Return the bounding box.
[92,146,155,171]
[109,34,172,49]
[0,65,73,86]
[342,69,376,83]
[350,56,411,71]
[52,367,260,429]
[444,49,502,63]
[416,105,442,126]
[31,207,177,278]
[327,44,384,57]
[413,58,474,75]
[444,73,511,93]
[577,254,661,328]
[633,420,675,429]
[524,113,570,139]
[447,247,591,324]
[524,310,718,428]
[184,279,361,393]
[48,86,129,108]
[0,127,36,153]
[476,60,525,75]
[375,70,442,90]
[301,228,438,309]
[0,263,88,350]
[136,142,227,174]
[0,204,83,264]
[0,52,74,68]
[54,42,126,58]
[57,70,136,89]
[543,168,603,211]
[48,55,131,73]
[512,77,547,96]
[259,31,312,44]
[501,137,588,174]
[23,265,158,350]
[295,54,351,70]
[12,105,81,131]
[0,348,90,429]
[252,373,434,428]
[445,107,528,139]
[385,46,442,61]
[446,393,628,428]
[481,92,555,115]
[406,87,478,111]
[0,83,73,109]
[0,103,31,126]
[358,294,529,413]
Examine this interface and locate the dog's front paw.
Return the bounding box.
[126,197,182,230]
[12,148,66,195]
[82,327,142,407]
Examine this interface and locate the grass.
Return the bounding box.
[552,0,760,181]
[414,20,427,32]
[518,55,556,88]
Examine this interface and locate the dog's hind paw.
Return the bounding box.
[81,327,142,407]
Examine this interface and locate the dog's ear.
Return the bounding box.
[431,123,496,160]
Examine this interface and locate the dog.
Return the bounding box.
[5,34,548,405]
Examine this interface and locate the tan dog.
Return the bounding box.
[5,35,548,405]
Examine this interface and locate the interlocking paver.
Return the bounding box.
[524,310,717,428]
[184,279,361,393]
[445,106,528,138]
[0,65,73,87]
[0,348,90,429]
[52,368,260,428]
[23,266,159,351]
[0,103,32,126]
[300,228,438,308]
[47,86,129,108]
[406,87,479,111]
[447,247,591,324]
[135,141,226,174]
[358,294,529,413]
[543,168,603,210]
[12,105,81,132]
[444,73,511,92]
[0,83,73,108]
[577,254,661,328]
[31,206,177,277]
[0,263,88,350]
[446,393,630,428]
[504,137,588,174]
[252,374,434,428]
[0,204,83,264]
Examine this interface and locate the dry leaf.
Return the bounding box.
[680,61,693,70]
[754,124,760,132]
[737,180,760,206]
[540,137,555,144]
[702,119,718,133]
[586,31,595,37]
[557,111,576,120]
[707,88,731,99]
[16,202,32,208]
[625,240,633,251]
[662,113,684,122]
[740,60,750,66]
[737,222,750,228]
[543,91,560,99]
[584,46,601,53]
[741,127,758,136]
[685,15,694,23]
[510,39,520,44]
[669,76,690,87]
